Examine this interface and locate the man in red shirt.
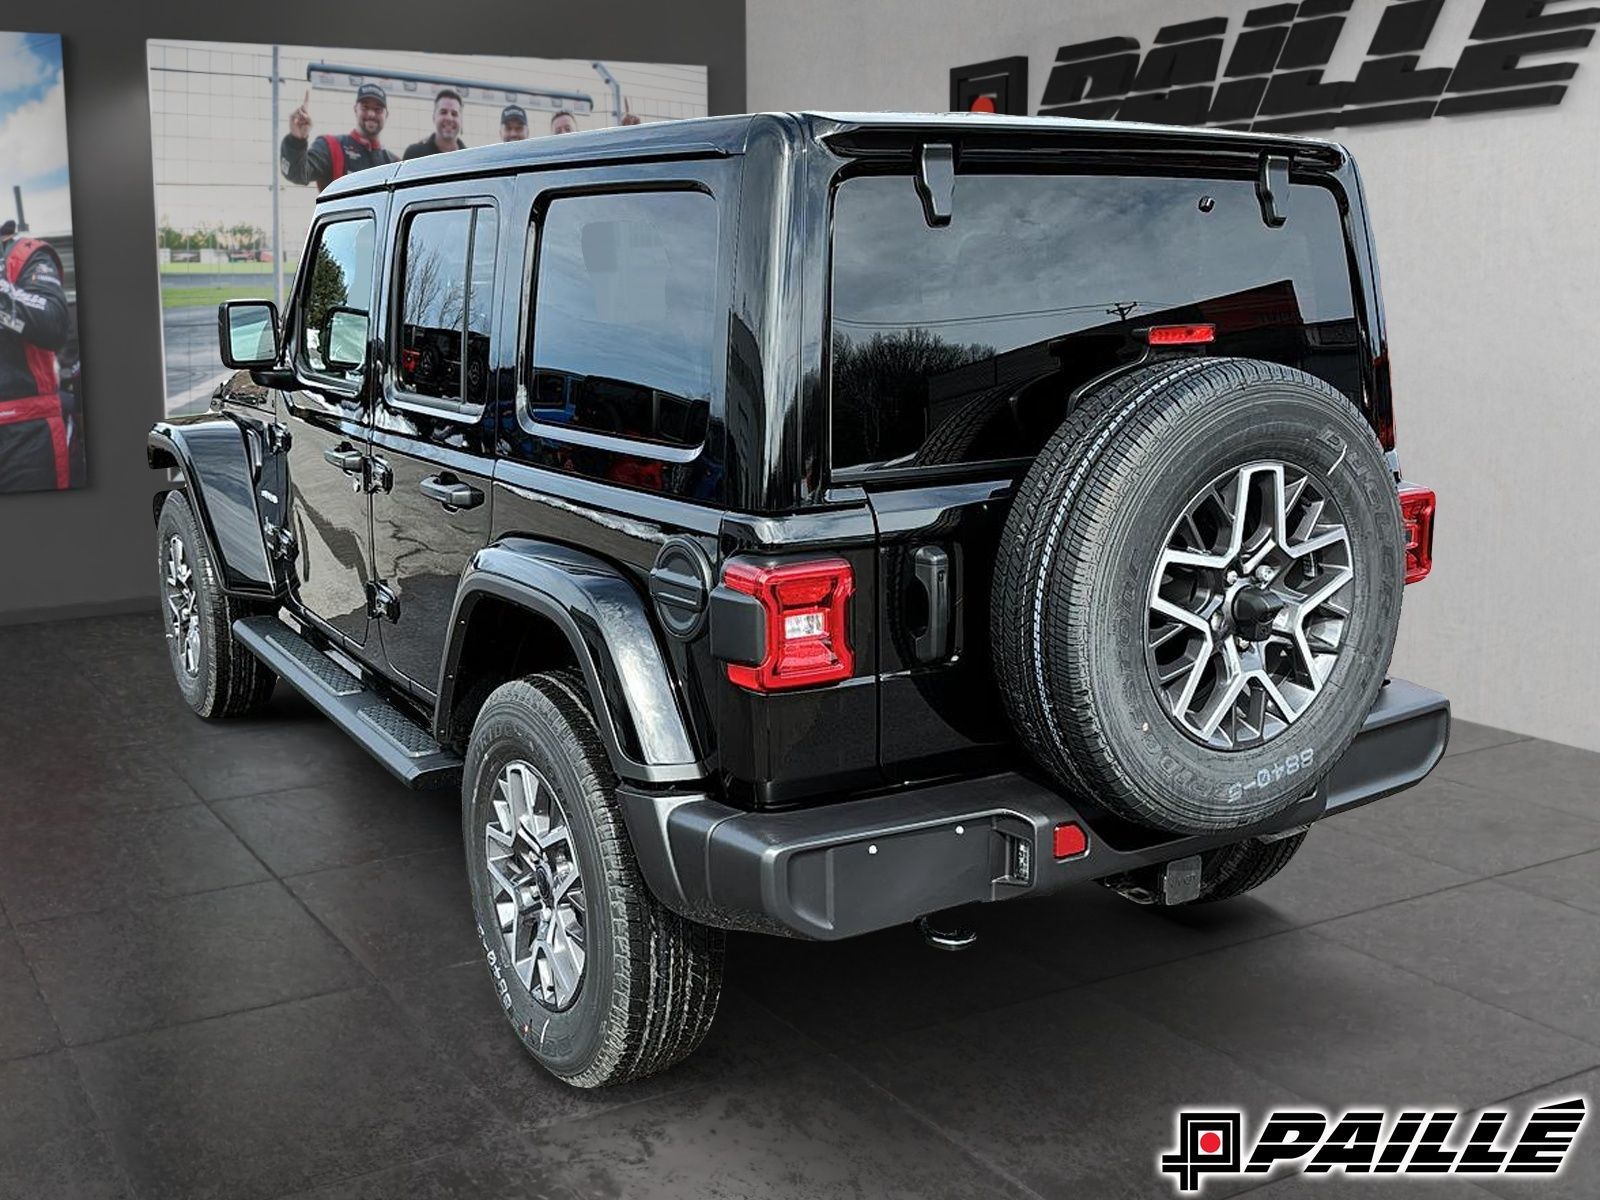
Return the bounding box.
[280,83,398,191]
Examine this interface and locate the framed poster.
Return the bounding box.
[147,39,708,415]
[1,31,83,494]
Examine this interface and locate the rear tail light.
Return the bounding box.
[722,558,855,691]
[1145,323,1215,346]
[1398,484,1435,584]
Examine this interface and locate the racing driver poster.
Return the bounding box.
[146,39,708,417]
[0,31,84,494]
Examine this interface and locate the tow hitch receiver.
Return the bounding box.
[1160,855,1204,905]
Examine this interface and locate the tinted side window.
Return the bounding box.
[395,206,498,408]
[528,190,716,448]
[298,216,375,382]
[829,173,1358,473]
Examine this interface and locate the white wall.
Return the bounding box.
[749,0,1600,751]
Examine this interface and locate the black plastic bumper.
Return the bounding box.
[619,678,1450,940]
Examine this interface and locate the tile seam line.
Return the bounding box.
[1425,767,1600,826]
[66,982,375,1055]
[197,794,391,1006]
[1323,816,1600,878]
[6,874,289,932]
[1299,922,1600,1056]
[830,1050,1056,1200]
[58,980,374,1054]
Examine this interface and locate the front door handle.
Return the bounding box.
[420,474,483,510]
[322,443,364,473]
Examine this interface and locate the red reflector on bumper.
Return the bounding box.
[1398,484,1435,585]
[1053,822,1088,859]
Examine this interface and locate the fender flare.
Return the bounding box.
[147,415,282,599]
[438,539,707,785]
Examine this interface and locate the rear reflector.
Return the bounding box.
[1398,484,1435,585]
[1053,822,1089,859]
[1146,324,1216,346]
[722,558,855,691]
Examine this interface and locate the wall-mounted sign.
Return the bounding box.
[951,0,1599,133]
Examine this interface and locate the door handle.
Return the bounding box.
[322,444,364,473]
[912,545,952,663]
[420,474,483,510]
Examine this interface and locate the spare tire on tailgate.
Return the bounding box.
[991,357,1404,834]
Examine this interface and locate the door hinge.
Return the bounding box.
[265,423,292,453]
[262,522,297,562]
[363,455,393,495]
[366,580,400,623]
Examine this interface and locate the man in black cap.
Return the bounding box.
[499,104,529,142]
[281,83,397,192]
[404,89,466,159]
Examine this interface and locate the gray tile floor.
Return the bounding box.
[1,612,1597,1199]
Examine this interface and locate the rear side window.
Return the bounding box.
[394,206,498,410]
[829,172,1358,473]
[527,190,716,449]
[298,216,376,384]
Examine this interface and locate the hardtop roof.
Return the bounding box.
[318,110,1342,201]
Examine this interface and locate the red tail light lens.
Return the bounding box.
[722,559,855,691]
[1398,484,1435,585]
[1146,324,1215,346]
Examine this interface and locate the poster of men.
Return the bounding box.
[146,40,707,415]
[0,31,83,494]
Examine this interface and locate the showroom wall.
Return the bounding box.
[749,0,1600,752]
[0,0,744,622]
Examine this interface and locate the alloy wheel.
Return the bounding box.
[1145,461,1354,751]
[485,760,587,1009]
[163,534,202,678]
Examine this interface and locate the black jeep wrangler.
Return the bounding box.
[148,112,1447,1088]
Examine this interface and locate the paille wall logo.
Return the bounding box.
[951,0,1599,133]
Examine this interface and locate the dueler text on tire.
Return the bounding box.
[463,671,724,1087]
[991,358,1404,834]
[155,490,276,718]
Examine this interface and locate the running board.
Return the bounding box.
[232,616,462,790]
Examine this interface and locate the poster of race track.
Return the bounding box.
[146,39,707,416]
[0,31,84,494]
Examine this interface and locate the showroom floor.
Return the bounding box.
[1,612,1596,1200]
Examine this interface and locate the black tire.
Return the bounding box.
[463,671,723,1087]
[991,358,1404,833]
[1103,831,1309,906]
[154,490,277,718]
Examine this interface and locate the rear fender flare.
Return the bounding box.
[438,539,707,785]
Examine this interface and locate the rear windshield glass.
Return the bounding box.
[829,172,1358,473]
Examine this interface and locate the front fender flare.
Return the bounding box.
[147,415,281,599]
[438,540,707,785]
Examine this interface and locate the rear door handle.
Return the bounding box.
[912,544,952,663]
[322,443,364,473]
[420,474,483,510]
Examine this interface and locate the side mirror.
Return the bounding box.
[322,306,369,371]
[218,300,280,369]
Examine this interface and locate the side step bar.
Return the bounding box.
[232,616,462,790]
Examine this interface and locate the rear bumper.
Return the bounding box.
[619,678,1449,940]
